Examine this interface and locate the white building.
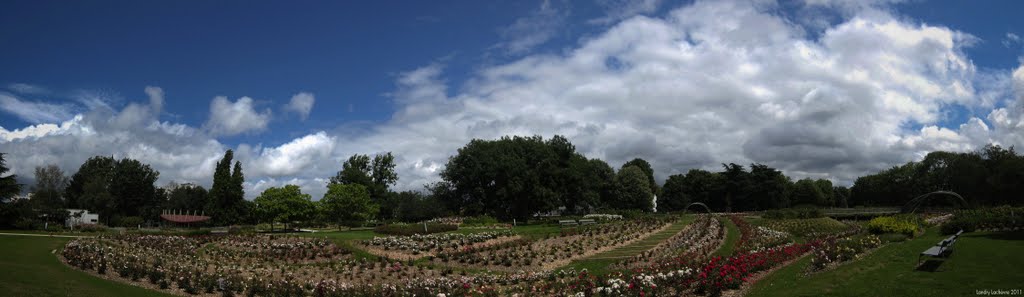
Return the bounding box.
[66,209,100,227]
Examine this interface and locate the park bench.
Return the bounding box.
[918,229,962,266]
[578,219,596,225]
[559,220,578,226]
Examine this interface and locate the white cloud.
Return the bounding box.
[494,0,568,55]
[251,131,336,177]
[6,83,50,95]
[284,92,315,121]
[204,96,271,136]
[1004,32,1021,48]
[0,92,76,124]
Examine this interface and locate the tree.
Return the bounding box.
[791,179,824,206]
[65,156,116,209]
[614,165,654,212]
[748,164,790,210]
[0,153,19,202]
[814,179,834,207]
[253,185,314,231]
[391,191,447,222]
[439,135,582,220]
[108,158,160,221]
[330,152,399,219]
[720,163,752,212]
[659,174,690,212]
[206,150,247,225]
[330,154,372,186]
[320,183,377,229]
[31,165,67,208]
[622,158,659,196]
[164,183,208,211]
[0,153,26,228]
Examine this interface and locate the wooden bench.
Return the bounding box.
[558,220,578,226]
[578,219,596,225]
[918,229,962,265]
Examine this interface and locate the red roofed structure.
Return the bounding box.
[160,210,211,225]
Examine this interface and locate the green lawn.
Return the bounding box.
[562,215,696,275]
[712,216,740,257]
[0,234,173,297]
[748,228,1024,297]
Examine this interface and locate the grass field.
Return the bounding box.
[0,234,173,297]
[712,216,740,257]
[748,228,1024,297]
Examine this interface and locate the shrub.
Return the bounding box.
[867,215,919,236]
[942,206,1023,234]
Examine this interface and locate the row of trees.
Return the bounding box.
[850,145,1024,207]
[658,164,848,213]
[3,139,1021,229]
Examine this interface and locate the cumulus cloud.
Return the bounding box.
[250,131,336,177]
[205,96,272,136]
[284,92,315,121]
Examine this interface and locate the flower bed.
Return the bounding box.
[762,217,852,239]
[613,214,724,270]
[433,217,673,272]
[809,234,882,272]
[359,231,518,260]
[942,206,1024,234]
[730,215,791,253]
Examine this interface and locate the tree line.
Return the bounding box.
[2,137,1022,229]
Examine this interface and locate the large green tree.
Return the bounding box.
[330,152,399,219]
[622,158,659,196]
[320,183,377,229]
[206,150,247,225]
[439,135,591,220]
[253,185,315,231]
[615,165,655,212]
[65,156,160,224]
[659,174,690,212]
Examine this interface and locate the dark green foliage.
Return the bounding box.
[163,183,208,211]
[389,191,447,223]
[206,150,248,225]
[658,174,690,212]
[320,183,378,227]
[621,158,659,196]
[330,152,399,219]
[63,156,161,225]
[253,185,315,230]
[615,165,654,212]
[791,178,825,206]
[851,144,1024,207]
[373,222,458,236]
[438,135,611,220]
[0,153,21,202]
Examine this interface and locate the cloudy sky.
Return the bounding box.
[2,0,1023,199]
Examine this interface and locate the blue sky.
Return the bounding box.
[2,0,1024,199]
